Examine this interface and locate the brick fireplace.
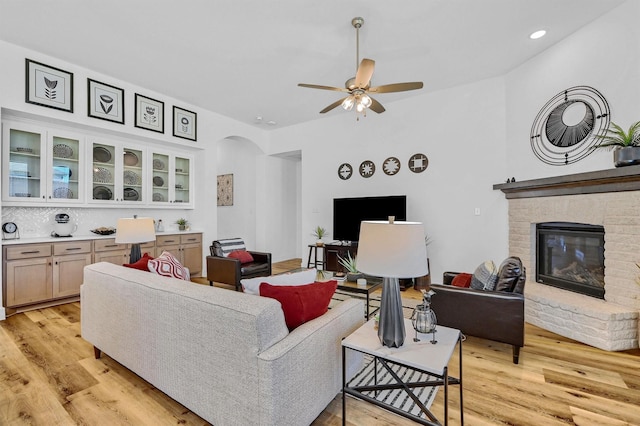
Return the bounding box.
[495,167,640,351]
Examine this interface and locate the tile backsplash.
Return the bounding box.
[1,206,189,238]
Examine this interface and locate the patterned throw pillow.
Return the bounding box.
[470,260,498,291]
[148,251,188,280]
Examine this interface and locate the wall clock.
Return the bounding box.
[530,86,610,165]
[2,222,20,240]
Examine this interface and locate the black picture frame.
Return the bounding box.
[87,78,125,124]
[173,106,197,141]
[134,93,164,133]
[25,59,74,112]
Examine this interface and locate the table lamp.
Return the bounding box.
[357,218,428,347]
[115,216,156,263]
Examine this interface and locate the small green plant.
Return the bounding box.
[338,252,358,273]
[593,121,640,150]
[175,218,188,226]
[312,226,328,240]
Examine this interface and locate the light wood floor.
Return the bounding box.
[2,259,639,425]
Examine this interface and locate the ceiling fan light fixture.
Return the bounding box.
[356,101,366,113]
[360,94,372,108]
[342,96,355,111]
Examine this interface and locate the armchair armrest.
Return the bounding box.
[248,251,272,275]
[207,256,242,288]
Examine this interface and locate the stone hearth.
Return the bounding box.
[495,168,640,350]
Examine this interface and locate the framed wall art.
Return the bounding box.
[134,93,164,133]
[217,174,233,206]
[173,106,197,141]
[88,78,125,124]
[25,59,74,112]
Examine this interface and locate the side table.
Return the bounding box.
[342,319,463,425]
[306,244,326,269]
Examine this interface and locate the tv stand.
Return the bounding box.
[325,243,357,272]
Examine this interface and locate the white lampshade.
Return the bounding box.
[357,220,428,278]
[115,217,156,244]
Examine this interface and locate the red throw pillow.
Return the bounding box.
[228,250,254,264]
[452,273,472,288]
[259,280,338,330]
[123,252,154,271]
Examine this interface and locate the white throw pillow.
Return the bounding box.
[241,268,317,295]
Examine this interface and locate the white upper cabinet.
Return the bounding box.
[2,121,85,205]
[2,118,194,209]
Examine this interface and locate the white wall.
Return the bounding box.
[505,1,640,180]
[268,77,510,280]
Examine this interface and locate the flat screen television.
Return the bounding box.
[333,195,407,243]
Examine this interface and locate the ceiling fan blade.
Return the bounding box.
[354,58,375,88]
[369,97,385,114]
[369,82,424,93]
[298,83,349,93]
[320,97,347,114]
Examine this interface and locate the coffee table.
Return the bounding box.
[336,279,382,319]
[342,318,463,425]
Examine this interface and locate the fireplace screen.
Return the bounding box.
[536,222,605,299]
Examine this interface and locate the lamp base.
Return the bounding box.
[129,244,142,264]
[378,277,406,347]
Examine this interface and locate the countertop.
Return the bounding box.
[1,229,203,246]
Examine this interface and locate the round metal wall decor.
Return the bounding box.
[383,157,401,176]
[359,160,375,178]
[338,163,353,180]
[408,153,429,173]
[530,86,610,165]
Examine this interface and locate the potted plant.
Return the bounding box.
[338,252,363,281]
[176,218,188,231]
[312,226,328,246]
[592,121,640,167]
[415,235,433,290]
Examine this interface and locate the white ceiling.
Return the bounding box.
[0,0,625,130]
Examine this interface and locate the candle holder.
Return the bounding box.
[411,289,437,344]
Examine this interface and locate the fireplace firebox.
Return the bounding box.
[536,222,605,299]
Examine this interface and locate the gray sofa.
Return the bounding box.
[81,262,364,426]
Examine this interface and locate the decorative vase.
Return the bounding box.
[316,239,324,246]
[614,146,640,167]
[179,225,186,231]
[346,272,363,282]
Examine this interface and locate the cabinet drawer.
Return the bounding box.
[180,233,202,245]
[156,234,180,246]
[94,238,127,252]
[140,241,155,249]
[53,240,92,255]
[5,244,53,260]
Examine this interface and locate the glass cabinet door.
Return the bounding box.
[151,152,170,204]
[174,156,190,204]
[123,147,143,203]
[49,134,81,202]
[5,127,45,201]
[91,142,116,201]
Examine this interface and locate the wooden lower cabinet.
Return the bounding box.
[3,232,203,311]
[156,233,202,276]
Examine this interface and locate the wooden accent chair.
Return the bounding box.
[207,238,271,291]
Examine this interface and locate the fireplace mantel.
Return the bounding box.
[493,165,640,199]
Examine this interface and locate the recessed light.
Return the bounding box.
[529,30,546,40]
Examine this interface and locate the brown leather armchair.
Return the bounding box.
[206,239,271,291]
[430,271,525,364]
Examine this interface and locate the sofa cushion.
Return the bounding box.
[123,252,154,271]
[259,280,338,330]
[212,238,246,257]
[241,268,317,295]
[451,272,472,288]
[148,251,189,280]
[470,260,498,291]
[495,257,526,292]
[228,249,254,264]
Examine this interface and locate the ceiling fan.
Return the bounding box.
[298,17,424,116]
